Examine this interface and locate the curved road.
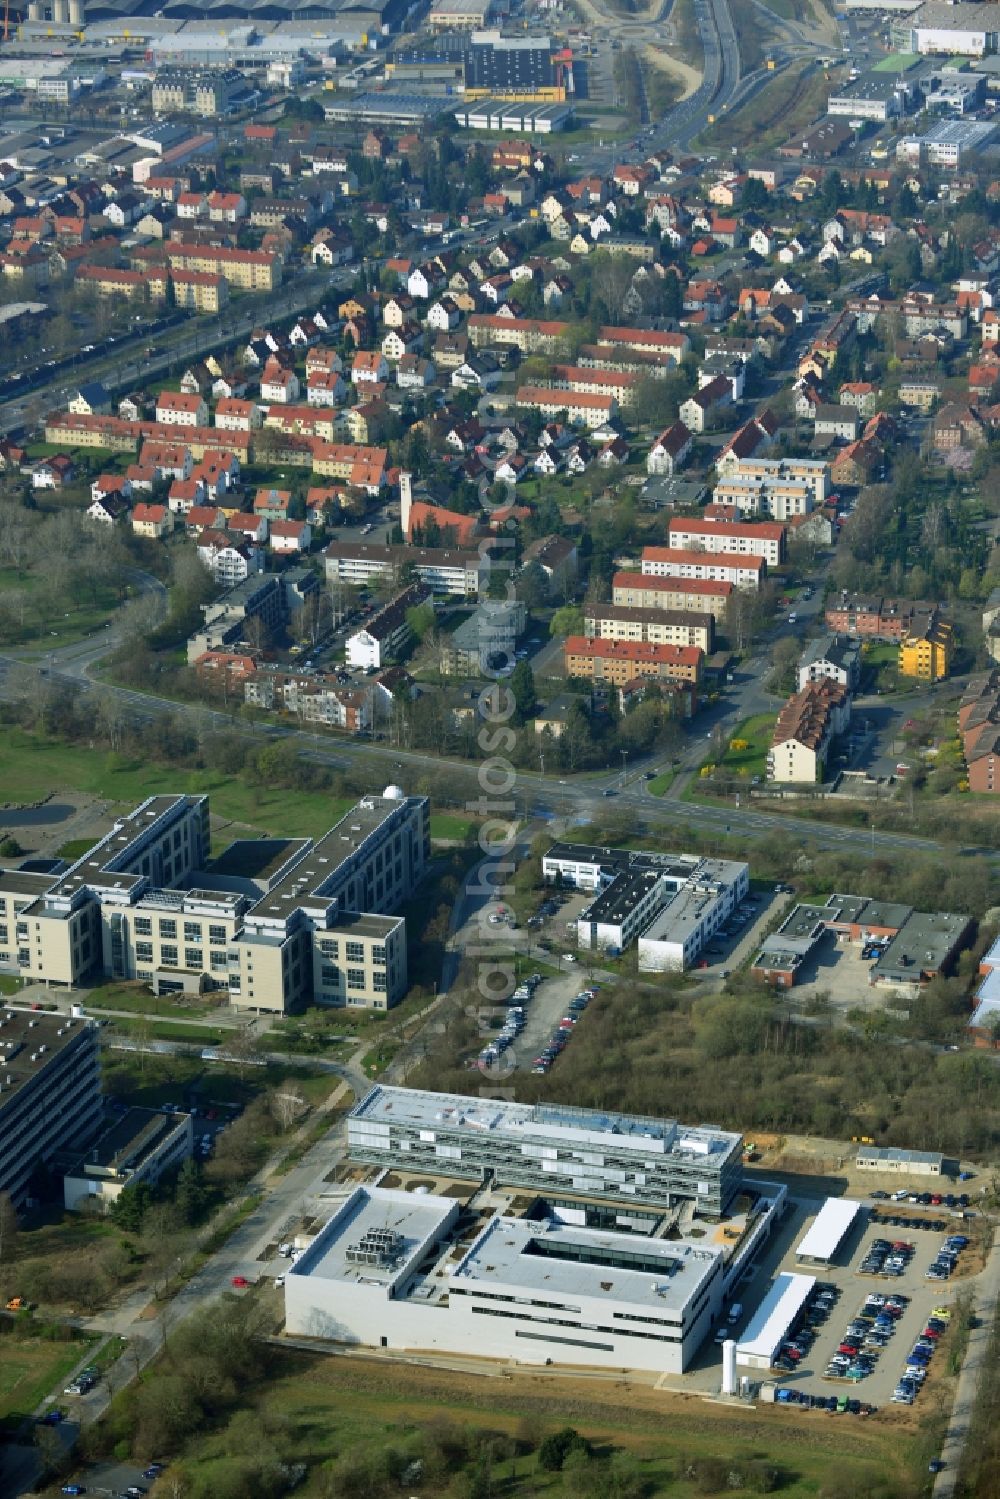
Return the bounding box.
[0,641,960,863]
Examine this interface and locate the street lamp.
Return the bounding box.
[620,750,627,787]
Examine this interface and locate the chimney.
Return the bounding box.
[399,470,413,539]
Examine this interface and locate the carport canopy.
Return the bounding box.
[796,1197,863,1265]
[736,1272,816,1369]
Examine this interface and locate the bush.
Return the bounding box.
[538,1427,591,1471]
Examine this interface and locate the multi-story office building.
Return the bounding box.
[542,842,749,971]
[63,1107,194,1212]
[348,1086,744,1218]
[0,790,429,1014]
[0,1008,102,1207]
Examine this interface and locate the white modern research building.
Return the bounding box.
[347,1086,745,1218]
[284,1184,725,1373]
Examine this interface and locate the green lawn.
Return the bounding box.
[645,771,674,796]
[0,566,121,651]
[710,713,777,780]
[84,980,225,1023]
[429,813,476,842]
[0,975,20,995]
[153,1344,919,1499]
[108,1016,231,1046]
[0,1336,98,1428]
[0,730,354,838]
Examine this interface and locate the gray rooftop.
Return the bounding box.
[857,1145,944,1167]
[453,1214,721,1313]
[249,794,416,922]
[351,1084,741,1159]
[0,1008,94,1109]
[292,1185,455,1289]
[873,911,970,982]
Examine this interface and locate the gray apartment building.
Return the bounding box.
[0,1009,102,1207]
[348,1085,744,1219]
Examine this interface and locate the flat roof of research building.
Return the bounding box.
[294,1185,457,1292]
[453,1214,721,1313]
[348,1086,743,1215]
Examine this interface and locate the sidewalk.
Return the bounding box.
[934,1231,1000,1496]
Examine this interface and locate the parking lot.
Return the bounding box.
[672,1187,980,1414]
[474,964,611,1078]
[726,1204,974,1413]
[699,888,786,979]
[778,931,891,1014]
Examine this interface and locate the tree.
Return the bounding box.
[111,1180,155,1234]
[538,1428,591,1471]
[174,1157,208,1227]
[509,660,536,724]
[515,562,550,611]
[405,601,435,641]
[741,177,770,212]
[549,604,584,638]
[769,635,801,694]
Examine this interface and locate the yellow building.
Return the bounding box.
[899,620,952,683]
[165,245,281,292]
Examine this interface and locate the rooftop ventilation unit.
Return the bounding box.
[346,1226,405,1268]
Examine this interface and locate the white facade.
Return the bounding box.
[285,1185,725,1374]
[542,843,749,972]
[346,627,382,670]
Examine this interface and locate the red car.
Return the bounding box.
[231,1275,249,1289]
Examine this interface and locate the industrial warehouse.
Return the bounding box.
[284,1086,789,1373]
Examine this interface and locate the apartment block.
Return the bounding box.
[767,680,850,784]
[824,592,941,642]
[325,541,490,597]
[582,603,714,653]
[165,244,282,291]
[666,517,785,567]
[564,635,702,687]
[899,618,953,682]
[641,545,765,591]
[612,571,733,621]
[715,456,829,506]
[0,1008,102,1206]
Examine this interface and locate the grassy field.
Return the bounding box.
[84,980,226,1024]
[429,813,476,843]
[698,60,831,152]
[108,1016,231,1046]
[0,1335,98,1428]
[645,771,675,796]
[0,975,20,995]
[710,714,777,780]
[0,565,120,650]
[0,729,355,838]
[164,1345,919,1499]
